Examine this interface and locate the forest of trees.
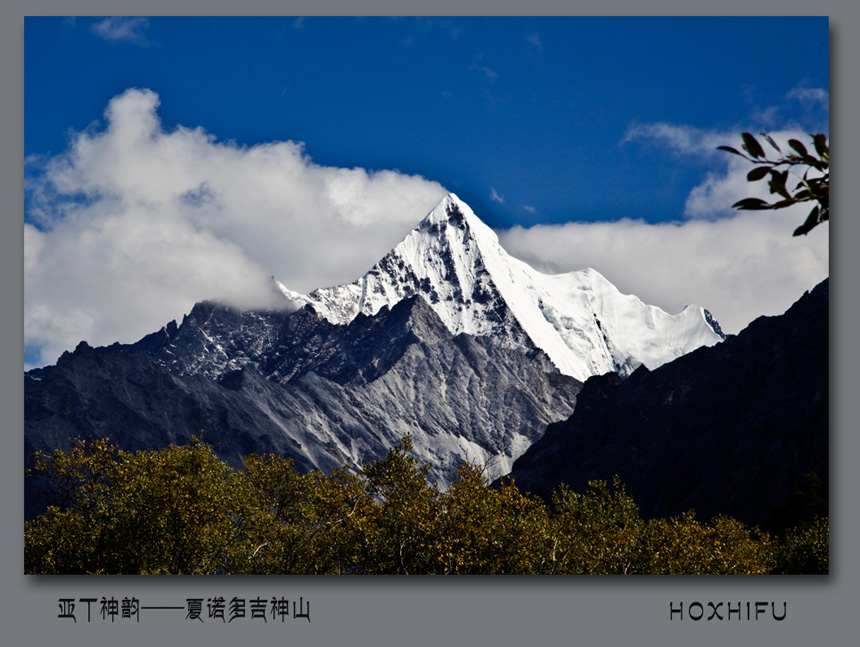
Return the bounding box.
[25,436,827,575]
[25,133,830,576]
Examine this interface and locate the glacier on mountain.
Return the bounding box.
[277,194,724,382]
[26,193,730,515]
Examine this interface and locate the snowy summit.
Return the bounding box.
[277,194,724,382]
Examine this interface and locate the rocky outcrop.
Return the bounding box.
[26,296,581,518]
[507,280,829,529]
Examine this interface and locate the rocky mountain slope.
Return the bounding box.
[26,193,731,519]
[278,194,725,381]
[26,296,581,517]
[506,279,829,529]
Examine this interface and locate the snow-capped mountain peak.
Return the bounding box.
[422,192,477,226]
[276,193,724,381]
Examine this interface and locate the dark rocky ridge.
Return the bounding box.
[506,279,828,529]
[26,295,581,519]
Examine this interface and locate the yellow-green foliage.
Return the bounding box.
[236,454,372,574]
[771,516,829,575]
[641,513,774,575]
[26,438,245,574]
[433,464,551,574]
[548,479,646,574]
[25,436,819,575]
[356,435,441,574]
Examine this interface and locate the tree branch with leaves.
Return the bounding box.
[719,132,829,236]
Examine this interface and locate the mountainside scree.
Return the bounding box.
[26,194,731,519]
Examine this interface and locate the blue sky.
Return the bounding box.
[26,16,828,227]
[24,16,829,368]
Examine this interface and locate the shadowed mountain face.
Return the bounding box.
[280,194,725,381]
[506,280,828,529]
[25,296,581,518]
[26,193,733,521]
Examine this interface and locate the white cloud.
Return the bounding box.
[535,125,829,333]
[479,67,499,82]
[751,105,781,128]
[469,56,499,82]
[623,123,826,223]
[683,129,823,221]
[497,211,828,336]
[26,90,829,370]
[621,122,733,157]
[489,187,504,203]
[522,205,536,214]
[90,17,150,45]
[25,88,447,367]
[788,86,829,108]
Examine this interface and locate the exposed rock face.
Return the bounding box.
[279,194,725,381]
[26,192,732,521]
[25,296,581,518]
[506,280,829,529]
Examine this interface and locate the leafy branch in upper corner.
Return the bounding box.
[719,132,829,236]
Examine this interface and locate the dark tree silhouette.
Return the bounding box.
[720,132,829,236]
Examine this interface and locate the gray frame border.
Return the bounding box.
[3,3,852,646]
